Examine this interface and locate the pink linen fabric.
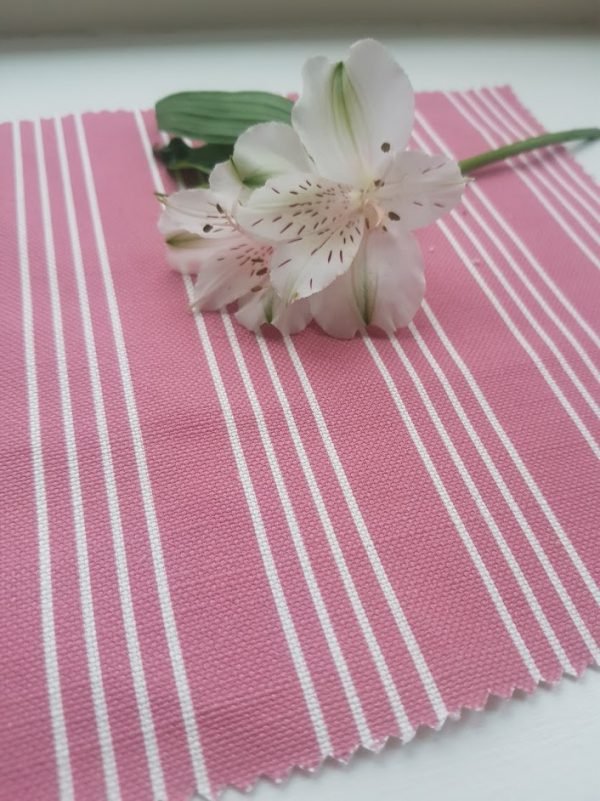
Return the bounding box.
[1,86,599,801]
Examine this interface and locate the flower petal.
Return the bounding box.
[271,296,312,335]
[292,38,414,186]
[163,233,238,275]
[376,151,467,230]
[189,236,272,310]
[268,214,365,302]
[234,289,270,331]
[311,227,425,338]
[236,172,359,243]
[235,288,312,334]
[208,160,247,211]
[159,188,236,239]
[159,188,239,275]
[231,122,312,187]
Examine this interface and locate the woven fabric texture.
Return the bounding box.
[1,86,599,801]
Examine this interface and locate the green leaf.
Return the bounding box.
[154,137,233,174]
[155,91,294,144]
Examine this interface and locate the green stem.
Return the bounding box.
[458,128,600,175]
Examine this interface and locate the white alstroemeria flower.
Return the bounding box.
[158,141,312,334]
[235,38,467,338]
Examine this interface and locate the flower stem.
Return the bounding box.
[458,128,600,175]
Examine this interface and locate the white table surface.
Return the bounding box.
[1,30,599,801]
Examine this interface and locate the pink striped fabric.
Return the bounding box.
[1,86,599,801]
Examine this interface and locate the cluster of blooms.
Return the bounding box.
[159,39,467,338]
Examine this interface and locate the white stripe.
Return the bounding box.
[415,116,600,375]
[75,112,211,800]
[469,91,600,244]
[13,121,74,801]
[413,123,600,460]
[421,300,600,610]
[194,290,332,756]
[33,118,121,801]
[445,92,600,270]
[221,315,377,746]
[254,332,415,739]
[416,110,600,353]
[445,197,600,415]
[412,132,600,420]
[54,117,168,801]
[137,114,332,758]
[437,214,599,458]
[283,336,468,717]
[420,106,600,624]
[473,90,600,238]
[454,191,600,386]
[488,86,600,211]
[401,327,599,663]
[390,333,576,671]
[362,336,541,682]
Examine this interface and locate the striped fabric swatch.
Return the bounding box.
[1,86,599,801]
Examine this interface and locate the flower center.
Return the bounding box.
[362,195,385,230]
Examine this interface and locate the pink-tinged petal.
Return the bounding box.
[232,122,312,186]
[158,187,236,239]
[311,227,425,338]
[234,290,270,331]
[292,39,414,185]
[269,215,365,302]
[189,237,272,310]
[163,233,240,275]
[271,296,312,334]
[376,150,467,230]
[236,172,359,244]
[235,288,312,335]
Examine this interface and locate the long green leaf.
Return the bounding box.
[155,91,293,144]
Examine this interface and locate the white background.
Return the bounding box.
[1,31,599,801]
